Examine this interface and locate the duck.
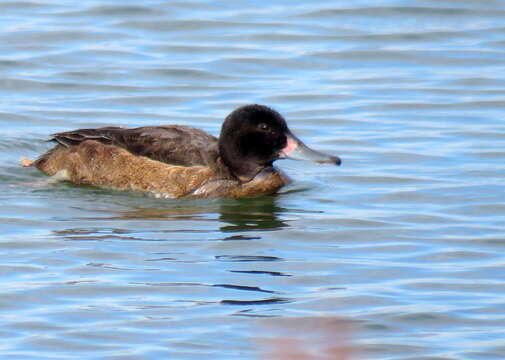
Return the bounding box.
[25,104,341,198]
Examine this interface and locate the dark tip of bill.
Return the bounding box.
[333,155,342,166]
[316,155,341,166]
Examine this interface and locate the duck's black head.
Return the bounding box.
[219,104,341,181]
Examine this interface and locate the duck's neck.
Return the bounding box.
[217,135,279,182]
[212,155,267,183]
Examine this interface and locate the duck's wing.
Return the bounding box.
[51,125,219,167]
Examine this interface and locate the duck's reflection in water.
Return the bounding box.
[217,196,289,232]
[53,196,290,245]
[52,196,294,305]
[60,195,290,234]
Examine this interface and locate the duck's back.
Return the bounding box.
[49,125,219,167]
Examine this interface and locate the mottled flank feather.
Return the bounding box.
[34,141,286,198]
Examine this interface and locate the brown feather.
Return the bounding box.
[51,125,218,166]
[34,140,287,199]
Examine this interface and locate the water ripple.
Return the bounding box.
[1,1,505,359]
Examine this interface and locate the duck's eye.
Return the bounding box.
[258,123,270,131]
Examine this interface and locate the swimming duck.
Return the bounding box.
[28,104,340,198]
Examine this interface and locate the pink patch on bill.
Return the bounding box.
[281,137,298,155]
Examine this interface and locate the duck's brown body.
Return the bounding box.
[34,140,287,199]
[30,105,340,199]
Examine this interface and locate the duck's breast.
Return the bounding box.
[187,167,289,198]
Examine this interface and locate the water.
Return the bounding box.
[1,1,505,359]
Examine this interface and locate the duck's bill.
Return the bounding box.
[279,133,341,165]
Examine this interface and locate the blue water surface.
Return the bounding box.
[1,1,505,359]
